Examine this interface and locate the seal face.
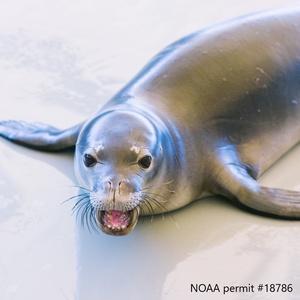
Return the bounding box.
[74,110,176,235]
[2,4,300,236]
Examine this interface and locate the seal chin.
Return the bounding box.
[96,207,139,236]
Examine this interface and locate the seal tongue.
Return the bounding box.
[110,210,123,225]
[104,210,128,229]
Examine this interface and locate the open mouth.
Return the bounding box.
[96,208,139,236]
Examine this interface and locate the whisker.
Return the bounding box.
[140,195,163,222]
[141,198,155,222]
[61,193,89,205]
[86,204,97,234]
[90,209,99,233]
[139,200,152,218]
[74,200,90,219]
[142,195,164,214]
[127,206,139,229]
[71,196,90,211]
[72,202,88,216]
[142,192,178,206]
[142,186,175,193]
[143,195,179,228]
[143,192,168,202]
[145,180,174,187]
[136,204,145,225]
[81,204,90,232]
[60,189,100,234]
[139,205,145,216]
[84,205,92,233]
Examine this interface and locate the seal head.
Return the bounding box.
[74,109,174,236]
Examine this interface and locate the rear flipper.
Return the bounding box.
[209,144,300,219]
[0,120,85,151]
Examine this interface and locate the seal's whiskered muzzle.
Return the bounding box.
[89,188,142,211]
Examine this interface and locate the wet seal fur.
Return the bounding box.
[1,4,300,236]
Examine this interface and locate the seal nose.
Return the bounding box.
[102,179,133,194]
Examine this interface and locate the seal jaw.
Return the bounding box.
[96,208,139,236]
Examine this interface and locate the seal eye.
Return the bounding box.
[83,153,96,168]
[138,155,152,169]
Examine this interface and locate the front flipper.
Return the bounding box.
[0,120,85,151]
[208,144,300,219]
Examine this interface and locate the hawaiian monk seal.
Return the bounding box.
[1,5,300,236]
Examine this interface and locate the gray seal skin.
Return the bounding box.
[1,4,300,236]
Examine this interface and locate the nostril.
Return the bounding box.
[118,181,122,193]
[104,181,112,192]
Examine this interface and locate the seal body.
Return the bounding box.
[1,4,300,235]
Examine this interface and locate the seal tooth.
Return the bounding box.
[121,225,126,229]
[107,225,111,228]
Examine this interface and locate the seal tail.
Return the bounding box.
[0,120,85,151]
[209,144,300,219]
